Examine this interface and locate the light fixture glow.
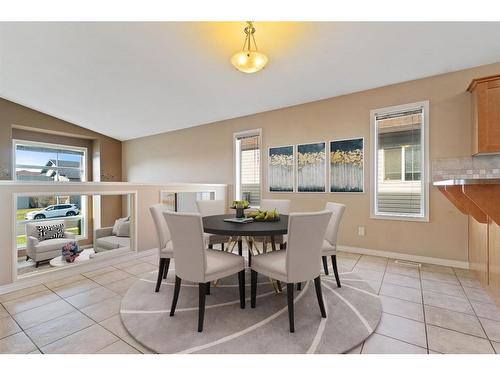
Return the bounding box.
[231,22,268,73]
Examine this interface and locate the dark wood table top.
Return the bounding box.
[202,214,288,236]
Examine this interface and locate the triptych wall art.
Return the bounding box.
[268,138,364,193]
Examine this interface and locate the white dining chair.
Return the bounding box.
[196,200,231,250]
[149,204,174,293]
[321,202,346,288]
[163,211,246,332]
[250,210,332,332]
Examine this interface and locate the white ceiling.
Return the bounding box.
[1,22,500,141]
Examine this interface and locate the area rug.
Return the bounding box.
[120,268,382,354]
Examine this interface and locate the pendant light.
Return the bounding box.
[231,21,268,73]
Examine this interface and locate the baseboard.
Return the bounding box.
[338,245,469,270]
[0,248,157,296]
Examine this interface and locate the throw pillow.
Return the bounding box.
[116,221,130,237]
[112,217,129,235]
[36,223,65,241]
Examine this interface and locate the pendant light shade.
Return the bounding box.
[231,22,268,73]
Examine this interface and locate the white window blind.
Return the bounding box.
[235,131,261,206]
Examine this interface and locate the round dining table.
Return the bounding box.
[202,214,288,265]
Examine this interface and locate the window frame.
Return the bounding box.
[233,129,262,207]
[370,101,429,222]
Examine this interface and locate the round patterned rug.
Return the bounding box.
[120,267,382,354]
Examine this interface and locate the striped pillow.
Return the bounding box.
[36,223,65,241]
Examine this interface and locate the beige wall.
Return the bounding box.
[124,62,500,263]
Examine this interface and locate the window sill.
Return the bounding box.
[370,214,429,223]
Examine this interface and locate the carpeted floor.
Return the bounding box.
[120,268,382,353]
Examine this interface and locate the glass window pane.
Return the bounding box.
[236,134,261,206]
[15,145,58,167]
[384,148,402,180]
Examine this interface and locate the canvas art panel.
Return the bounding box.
[296,142,326,192]
[268,145,295,192]
[330,138,364,193]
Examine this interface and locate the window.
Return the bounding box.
[371,101,429,221]
[13,140,88,249]
[234,129,261,207]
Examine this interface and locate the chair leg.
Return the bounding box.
[322,256,329,275]
[155,258,166,292]
[206,282,211,295]
[251,270,257,308]
[198,282,207,332]
[280,243,285,250]
[208,244,213,249]
[314,276,327,318]
[221,243,224,251]
[238,270,245,309]
[331,255,341,288]
[170,276,182,316]
[35,261,40,268]
[26,255,29,261]
[297,282,302,290]
[287,283,295,333]
[163,258,170,279]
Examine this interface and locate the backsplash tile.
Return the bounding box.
[432,155,500,181]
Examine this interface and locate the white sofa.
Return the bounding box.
[26,220,76,267]
[94,225,130,253]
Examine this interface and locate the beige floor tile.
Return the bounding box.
[120,262,157,276]
[345,343,362,354]
[337,258,358,271]
[463,287,495,304]
[2,289,60,315]
[0,304,8,319]
[336,251,362,261]
[493,341,500,354]
[350,268,385,281]
[453,268,477,278]
[89,269,131,285]
[83,266,118,278]
[362,333,427,354]
[44,274,86,289]
[13,299,76,330]
[81,296,121,322]
[375,313,426,347]
[105,276,138,296]
[380,283,422,303]
[99,315,129,338]
[140,255,160,266]
[365,280,382,293]
[24,310,94,347]
[380,295,424,322]
[355,256,388,272]
[97,340,140,354]
[0,332,37,354]
[0,284,48,303]
[122,334,154,354]
[65,286,117,309]
[41,324,119,354]
[426,325,494,354]
[0,316,21,339]
[479,317,500,342]
[50,278,101,298]
[421,264,454,275]
[471,301,500,322]
[113,259,144,270]
[421,279,465,298]
[383,273,421,289]
[424,305,485,338]
[422,290,474,315]
[457,276,483,289]
[421,271,459,285]
[29,349,42,354]
[385,262,420,278]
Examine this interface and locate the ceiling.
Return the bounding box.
[1,22,500,141]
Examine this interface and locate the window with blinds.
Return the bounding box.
[234,130,261,207]
[371,103,428,220]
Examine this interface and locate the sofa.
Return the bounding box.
[94,219,130,253]
[26,220,76,267]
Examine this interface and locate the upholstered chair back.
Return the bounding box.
[196,199,226,217]
[285,211,332,283]
[324,202,346,246]
[26,219,66,238]
[259,199,291,215]
[163,211,207,282]
[149,204,172,249]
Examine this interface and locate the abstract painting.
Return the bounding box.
[268,146,294,192]
[297,142,326,192]
[330,138,364,193]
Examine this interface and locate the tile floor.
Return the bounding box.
[1,250,500,354]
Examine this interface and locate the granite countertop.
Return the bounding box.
[433,178,500,186]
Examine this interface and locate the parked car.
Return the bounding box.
[25,204,80,220]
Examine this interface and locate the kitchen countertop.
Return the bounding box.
[433,178,500,186]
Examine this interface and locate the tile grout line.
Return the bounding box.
[418,264,430,354]
[453,267,497,353]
